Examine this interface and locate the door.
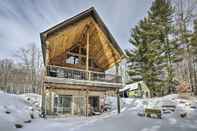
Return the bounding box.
[89,96,100,112]
[73,96,85,115]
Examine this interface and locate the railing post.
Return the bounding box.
[88,71,91,80]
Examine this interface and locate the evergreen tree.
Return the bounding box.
[148,0,176,94]
[126,17,164,96]
[127,0,176,96]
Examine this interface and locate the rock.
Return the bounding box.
[24,120,31,123]
[180,113,187,118]
[30,113,34,119]
[137,112,145,117]
[5,111,11,114]
[15,124,23,128]
[190,106,197,109]
[27,97,31,101]
[163,110,172,114]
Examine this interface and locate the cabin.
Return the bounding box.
[120,81,151,98]
[40,7,125,116]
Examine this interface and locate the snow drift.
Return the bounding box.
[0,91,41,131]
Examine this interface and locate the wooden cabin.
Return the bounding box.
[40,7,124,116]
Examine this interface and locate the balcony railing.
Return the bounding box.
[46,65,122,83]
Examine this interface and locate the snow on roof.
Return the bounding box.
[120,81,144,92]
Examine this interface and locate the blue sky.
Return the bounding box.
[0,0,152,58]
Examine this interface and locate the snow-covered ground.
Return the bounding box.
[0,91,41,131]
[0,91,197,131]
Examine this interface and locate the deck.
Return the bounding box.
[44,65,122,88]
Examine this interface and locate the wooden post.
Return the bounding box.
[41,83,45,114]
[85,88,89,116]
[41,66,45,113]
[116,63,120,114]
[86,29,90,80]
[85,29,90,116]
[41,38,49,115]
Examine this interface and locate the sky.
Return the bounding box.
[0,0,152,59]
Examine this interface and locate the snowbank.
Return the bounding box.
[0,91,196,131]
[0,91,41,131]
[19,93,42,110]
[106,94,197,118]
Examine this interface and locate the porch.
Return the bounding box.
[44,85,116,116]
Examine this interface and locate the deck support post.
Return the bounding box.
[85,88,89,116]
[116,63,120,114]
[41,38,49,115]
[85,28,90,117]
[41,83,46,114]
[86,28,90,80]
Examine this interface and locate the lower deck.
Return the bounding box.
[43,83,117,116]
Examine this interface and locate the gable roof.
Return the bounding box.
[40,7,125,65]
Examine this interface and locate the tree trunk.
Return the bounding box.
[193,57,197,95]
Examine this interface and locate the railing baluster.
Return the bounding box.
[46,65,121,83]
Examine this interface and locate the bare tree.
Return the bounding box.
[173,0,197,94]
[14,43,43,94]
[0,59,14,91]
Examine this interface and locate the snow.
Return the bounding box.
[19,93,41,111]
[120,81,143,92]
[0,91,41,131]
[0,91,197,131]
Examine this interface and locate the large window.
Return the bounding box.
[54,95,72,114]
[65,45,99,69]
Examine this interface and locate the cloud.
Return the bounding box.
[0,0,152,58]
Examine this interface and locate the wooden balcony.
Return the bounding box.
[46,65,121,83]
[44,65,122,88]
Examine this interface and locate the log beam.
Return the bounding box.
[86,28,90,80]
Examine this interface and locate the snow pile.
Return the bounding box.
[19,93,42,110]
[106,94,197,118]
[105,96,135,113]
[0,92,196,131]
[0,91,41,131]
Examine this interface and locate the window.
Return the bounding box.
[54,95,72,114]
[65,54,79,64]
[65,45,99,68]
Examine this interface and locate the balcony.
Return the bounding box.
[45,65,122,84]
